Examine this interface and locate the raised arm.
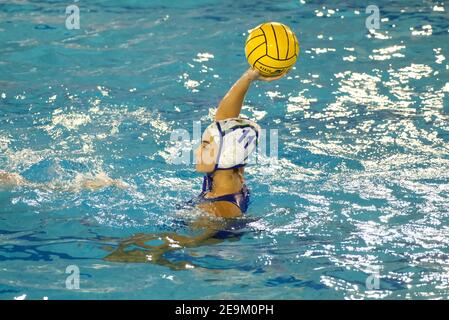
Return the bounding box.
[215,67,285,121]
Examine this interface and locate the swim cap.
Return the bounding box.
[202,117,261,170]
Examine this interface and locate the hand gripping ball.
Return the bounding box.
[245,22,300,77]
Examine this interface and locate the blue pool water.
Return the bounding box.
[1,0,449,299]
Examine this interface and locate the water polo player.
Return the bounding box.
[191,67,285,217]
[103,67,286,268]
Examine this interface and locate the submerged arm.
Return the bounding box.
[103,218,237,270]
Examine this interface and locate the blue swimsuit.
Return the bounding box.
[190,174,250,214]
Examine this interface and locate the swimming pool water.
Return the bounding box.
[0,0,449,299]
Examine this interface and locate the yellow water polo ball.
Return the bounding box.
[245,22,300,77]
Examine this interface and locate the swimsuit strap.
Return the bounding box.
[202,174,213,192]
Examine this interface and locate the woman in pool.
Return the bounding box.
[1,67,284,269]
[104,67,285,268]
[191,67,284,217]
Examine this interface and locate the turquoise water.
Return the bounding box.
[1,0,449,299]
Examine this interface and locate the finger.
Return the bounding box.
[272,74,285,80]
[264,74,284,82]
